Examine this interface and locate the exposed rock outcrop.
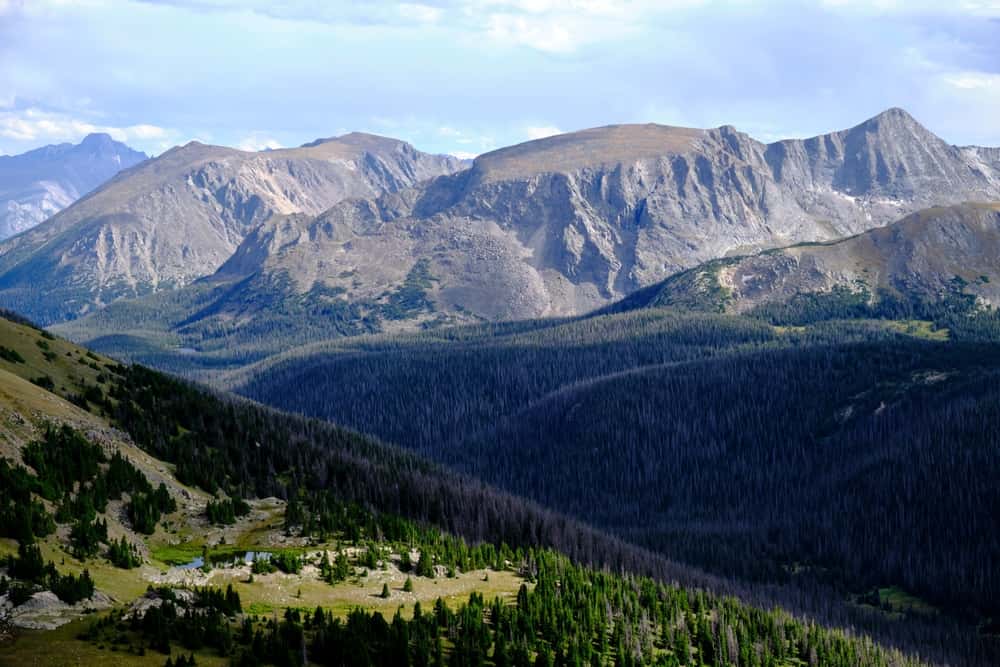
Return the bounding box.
[619,202,1000,314]
[196,109,1000,325]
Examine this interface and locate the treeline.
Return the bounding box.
[77,510,928,667]
[745,283,1000,341]
[1,423,174,569]
[236,550,927,667]
[4,541,95,604]
[57,258,442,377]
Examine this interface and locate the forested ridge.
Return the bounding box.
[235,307,1000,665]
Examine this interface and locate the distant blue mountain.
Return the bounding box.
[0,133,147,239]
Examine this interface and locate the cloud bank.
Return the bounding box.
[1,0,999,156]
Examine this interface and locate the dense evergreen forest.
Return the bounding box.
[0,327,954,666]
[86,550,932,667]
[3,310,998,663]
[234,307,1000,663]
[112,323,996,664]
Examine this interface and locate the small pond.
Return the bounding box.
[175,551,271,570]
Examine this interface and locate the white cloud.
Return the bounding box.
[0,108,171,152]
[398,2,442,23]
[486,13,576,52]
[236,133,283,151]
[436,125,495,146]
[121,123,169,139]
[942,71,1000,90]
[820,0,1000,14]
[450,150,479,159]
[524,125,563,139]
[0,0,19,16]
[473,0,713,53]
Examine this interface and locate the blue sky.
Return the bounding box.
[2,0,1000,157]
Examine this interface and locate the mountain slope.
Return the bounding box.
[0,134,463,323]
[612,202,1000,316]
[0,133,147,240]
[231,305,1000,643]
[213,108,1000,315]
[58,108,1000,370]
[0,312,959,666]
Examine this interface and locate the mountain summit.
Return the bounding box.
[0,133,147,240]
[0,133,463,322]
[174,108,1000,325]
[12,108,1000,350]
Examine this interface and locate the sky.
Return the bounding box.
[1,0,1000,158]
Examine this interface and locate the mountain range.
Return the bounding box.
[0,133,462,322]
[0,133,147,240]
[199,108,1000,324]
[0,107,995,372]
[3,108,1000,666]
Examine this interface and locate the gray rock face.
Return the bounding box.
[0,133,147,240]
[0,133,463,322]
[635,203,1000,313]
[208,109,1000,326]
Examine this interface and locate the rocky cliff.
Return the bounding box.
[616,202,1000,315]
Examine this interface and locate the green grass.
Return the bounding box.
[876,586,939,616]
[0,316,116,402]
[148,542,208,566]
[883,319,949,341]
[0,614,229,667]
[853,585,940,621]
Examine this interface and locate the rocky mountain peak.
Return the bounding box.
[301,131,405,152]
[0,131,467,323]
[78,132,118,151]
[856,106,923,131]
[188,109,1000,335]
[0,134,147,241]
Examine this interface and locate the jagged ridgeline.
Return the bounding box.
[47,109,1000,375]
[0,313,985,666]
